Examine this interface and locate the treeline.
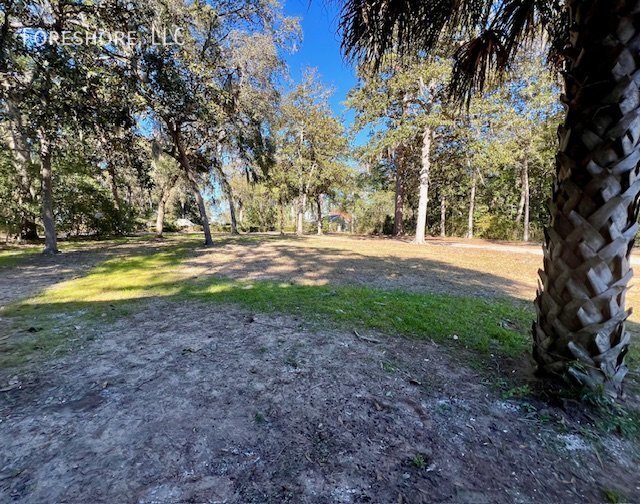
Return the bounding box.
[345,50,562,242]
[231,49,562,242]
[1,2,560,249]
[0,0,352,250]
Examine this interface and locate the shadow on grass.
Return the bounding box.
[179,235,538,307]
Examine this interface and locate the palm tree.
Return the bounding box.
[339,0,640,398]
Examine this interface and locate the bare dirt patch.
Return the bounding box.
[1,299,638,503]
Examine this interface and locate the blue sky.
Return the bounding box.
[282,0,359,135]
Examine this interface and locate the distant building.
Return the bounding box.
[326,212,352,233]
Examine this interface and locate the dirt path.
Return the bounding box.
[1,298,637,503]
[423,236,640,265]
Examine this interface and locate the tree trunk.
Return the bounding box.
[174,128,212,246]
[107,163,121,211]
[5,101,38,240]
[155,174,179,238]
[107,163,124,235]
[156,198,167,238]
[187,170,213,246]
[415,127,431,244]
[467,169,476,239]
[522,157,530,242]
[316,194,323,235]
[39,132,58,255]
[440,196,446,238]
[222,179,238,235]
[296,193,306,236]
[515,180,526,224]
[279,198,285,235]
[393,160,405,236]
[533,0,640,396]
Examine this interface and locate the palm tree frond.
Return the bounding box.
[450,30,507,106]
[338,0,565,102]
[339,0,490,68]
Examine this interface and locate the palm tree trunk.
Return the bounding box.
[533,0,640,396]
[415,127,431,244]
[39,132,58,255]
[467,168,476,239]
[440,196,446,238]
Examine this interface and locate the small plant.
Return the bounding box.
[596,404,640,439]
[382,361,398,373]
[602,488,623,504]
[409,454,426,469]
[284,354,299,369]
[579,383,609,406]
[538,412,552,424]
[501,385,531,399]
[254,412,266,424]
[519,402,537,414]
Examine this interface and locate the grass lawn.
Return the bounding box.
[0,246,40,269]
[4,235,639,372]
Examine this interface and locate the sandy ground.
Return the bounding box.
[185,235,539,303]
[1,234,639,503]
[2,300,639,503]
[186,234,640,323]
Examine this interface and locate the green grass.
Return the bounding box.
[189,280,532,356]
[0,240,531,368]
[409,454,426,469]
[0,233,184,268]
[601,488,626,504]
[0,246,40,269]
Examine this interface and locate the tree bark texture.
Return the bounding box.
[533,0,640,396]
